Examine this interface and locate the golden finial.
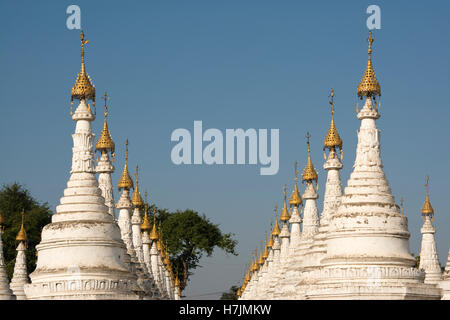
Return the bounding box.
[95,92,115,159]
[422,176,434,217]
[302,132,318,187]
[141,191,151,232]
[258,241,264,264]
[252,249,258,271]
[324,89,343,160]
[131,165,144,208]
[16,209,28,248]
[280,185,291,222]
[258,241,265,265]
[150,208,159,240]
[267,220,274,248]
[117,139,134,191]
[357,31,381,99]
[289,161,303,207]
[262,232,269,259]
[271,204,281,236]
[71,30,96,112]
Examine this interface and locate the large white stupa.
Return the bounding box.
[239,32,447,300]
[23,32,141,299]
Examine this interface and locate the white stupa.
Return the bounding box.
[0,212,14,300]
[418,178,442,284]
[130,182,160,299]
[9,211,29,300]
[95,92,116,218]
[24,31,140,300]
[440,250,450,299]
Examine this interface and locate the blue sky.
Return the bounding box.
[0,1,449,299]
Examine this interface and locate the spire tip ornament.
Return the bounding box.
[131,164,144,208]
[302,132,318,188]
[71,30,96,113]
[117,139,134,191]
[140,190,151,232]
[280,185,291,221]
[95,92,115,159]
[16,209,28,248]
[421,176,434,217]
[357,31,381,100]
[289,161,303,207]
[271,204,281,236]
[324,89,343,160]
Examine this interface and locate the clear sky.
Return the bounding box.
[0,1,449,299]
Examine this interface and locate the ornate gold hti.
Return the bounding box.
[357,31,381,99]
[323,88,343,160]
[422,176,434,217]
[289,161,302,207]
[95,92,115,159]
[302,132,318,187]
[117,139,134,191]
[71,31,96,114]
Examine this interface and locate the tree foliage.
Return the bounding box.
[220,285,239,300]
[150,206,238,292]
[0,183,52,280]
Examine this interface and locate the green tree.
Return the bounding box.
[150,206,238,293]
[0,183,52,279]
[220,285,239,300]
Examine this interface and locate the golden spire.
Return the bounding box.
[258,242,264,265]
[262,232,269,259]
[156,238,162,253]
[267,220,274,248]
[324,89,343,159]
[141,191,151,232]
[149,208,159,241]
[158,221,163,239]
[164,245,171,266]
[156,221,164,252]
[117,139,134,191]
[289,161,302,207]
[71,31,96,111]
[160,239,166,258]
[131,165,144,208]
[251,251,258,272]
[302,132,318,185]
[279,185,291,222]
[95,92,115,159]
[357,31,381,99]
[16,209,27,247]
[271,204,281,236]
[422,176,434,216]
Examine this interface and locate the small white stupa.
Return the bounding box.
[0,211,14,300]
[95,92,116,218]
[288,163,303,252]
[10,210,29,300]
[440,250,450,299]
[418,177,442,284]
